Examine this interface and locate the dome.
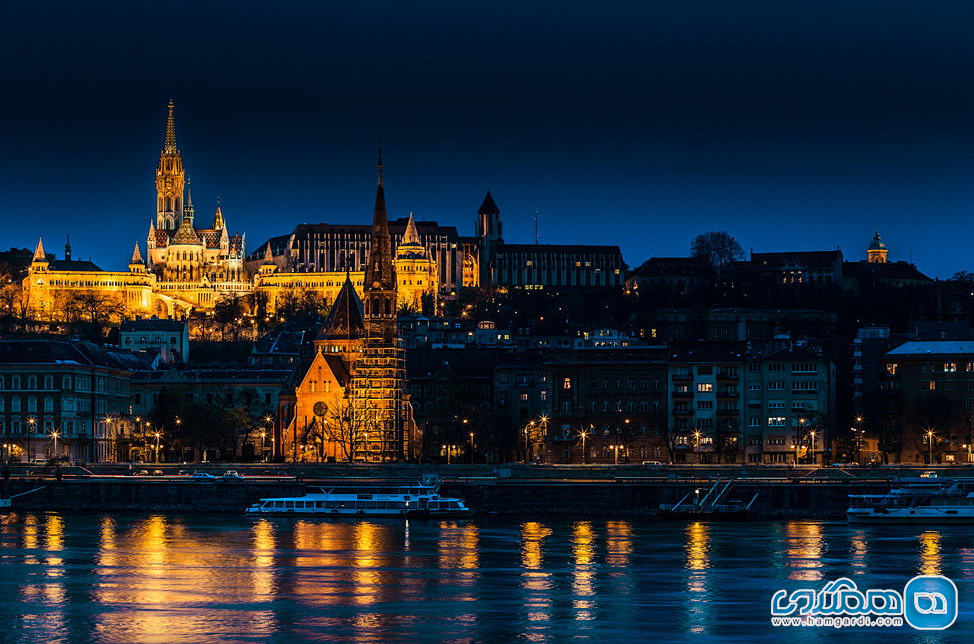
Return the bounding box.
[869,231,885,251]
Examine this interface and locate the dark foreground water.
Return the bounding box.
[1,513,973,643]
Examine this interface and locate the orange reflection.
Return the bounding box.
[520,521,553,636]
[251,519,276,598]
[438,521,479,588]
[919,531,942,576]
[572,521,595,620]
[683,521,711,635]
[605,520,633,567]
[850,529,868,573]
[784,521,824,581]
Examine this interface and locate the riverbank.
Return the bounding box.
[0,472,896,517]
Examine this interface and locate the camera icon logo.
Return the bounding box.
[903,575,958,630]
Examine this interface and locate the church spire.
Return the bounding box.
[184,177,195,223]
[131,242,143,264]
[364,148,398,343]
[64,234,72,261]
[214,198,224,229]
[164,99,177,153]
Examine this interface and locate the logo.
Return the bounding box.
[770,575,957,630]
[903,575,957,630]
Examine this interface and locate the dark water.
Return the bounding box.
[1,513,973,643]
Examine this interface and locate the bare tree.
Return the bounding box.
[319,396,380,462]
[691,231,744,272]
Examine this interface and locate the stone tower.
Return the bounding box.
[476,191,502,285]
[155,100,185,231]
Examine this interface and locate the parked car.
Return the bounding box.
[920,470,938,478]
[151,469,164,476]
[222,470,243,480]
[133,469,149,476]
[641,461,664,466]
[192,472,218,480]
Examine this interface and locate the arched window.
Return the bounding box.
[0,376,4,390]
[62,376,72,390]
[27,376,37,390]
[43,396,54,412]
[44,375,54,390]
[27,396,37,412]
[11,376,19,389]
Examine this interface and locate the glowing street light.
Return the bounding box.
[926,429,935,465]
[579,430,588,465]
[50,430,60,460]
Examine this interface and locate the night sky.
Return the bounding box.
[3,1,974,277]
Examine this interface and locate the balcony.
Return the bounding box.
[672,389,693,399]
[717,371,738,381]
[717,389,738,400]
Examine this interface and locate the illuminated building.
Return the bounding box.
[23,101,248,320]
[283,155,417,462]
[0,338,141,463]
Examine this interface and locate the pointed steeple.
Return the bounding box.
[171,211,202,245]
[263,242,274,263]
[32,238,46,262]
[317,271,365,342]
[402,212,421,245]
[363,148,398,343]
[184,177,195,222]
[64,234,72,261]
[213,198,224,229]
[131,242,143,265]
[478,190,500,215]
[164,99,177,154]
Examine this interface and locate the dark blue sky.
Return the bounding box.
[3,1,974,276]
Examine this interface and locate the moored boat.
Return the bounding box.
[245,480,472,518]
[847,478,974,523]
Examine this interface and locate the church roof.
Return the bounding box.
[171,217,202,245]
[478,190,500,215]
[32,238,46,262]
[317,273,365,341]
[49,259,103,272]
[130,242,143,264]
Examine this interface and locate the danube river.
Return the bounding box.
[1,513,972,643]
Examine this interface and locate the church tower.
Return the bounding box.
[363,149,398,344]
[155,100,185,231]
[867,230,888,264]
[350,150,412,462]
[476,191,502,286]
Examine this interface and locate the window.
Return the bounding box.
[639,402,648,412]
[768,417,787,427]
[520,393,529,402]
[767,401,785,409]
[767,381,784,391]
[792,381,818,392]
[697,366,713,375]
[562,377,572,390]
[792,363,819,374]
[697,383,713,393]
[12,376,20,389]
[27,396,37,412]
[540,390,548,401]
[748,417,760,427]
[673,402,688,412]
[561,401,571,412]
[27,376,37,390]
[768,363,785,372]
[697,400,713,410]
[43,396,53,412]
[749,383,761,391]
[944,363,957,373]
[62,376,71,390]
[923,381,936,391]
[748,364,761,372]
[43,375,54,390]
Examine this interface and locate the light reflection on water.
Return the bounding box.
[0,513,972,643]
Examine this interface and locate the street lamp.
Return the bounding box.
[809,430,816,466]
[612,443,621,465]
[27,417,36,462]
[260,431,267,462]
[524,421,534,463]
[798,417,806,464]
[264,415,275,460]
[926,429,935,465]
[469,431,475,464]
[694,430,701,463]
[50,430,60,460]
[579,430,588,465]
[153,432,162,463]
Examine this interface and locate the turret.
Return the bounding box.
[867,230,888,264]
[31,238,49,271]
[129,242,146,274]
